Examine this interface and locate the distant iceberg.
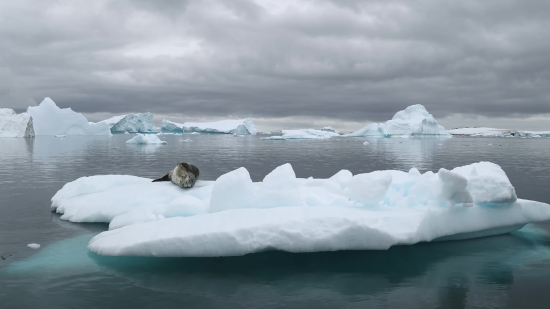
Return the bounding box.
[126,134,167,144]
[0,108,35,138]
[161,118,257,135]
[262,129,339,140]
[448,127,550,138]
[98,113,159,134]
[27,98,111,136]
[347,104,450,137]
[515,131,550,138]
[448,127,515,137]
[50,162,550,257]
[319,126,338,133]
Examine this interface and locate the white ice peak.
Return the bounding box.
[348,104,450,137]
[27,97,111,136]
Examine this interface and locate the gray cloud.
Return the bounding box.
[1,0,549,128]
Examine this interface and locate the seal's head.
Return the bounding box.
[175,162,200,178]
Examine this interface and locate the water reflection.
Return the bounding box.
[70,226,549,308]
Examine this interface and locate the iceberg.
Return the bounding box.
[0,108,35,138]
[514,131,550,138]
[448,127,515,137]
[319,126,338,133]
[27,98,111,136]
[99,113,159,134]
[126,134,167,144]
[448,127,550,138]
[262,129,339,140]
[50,162,550,257]
[161,118,257,135]
[347,104,450,137]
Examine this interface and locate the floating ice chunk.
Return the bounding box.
[27,243,40,249]
[348,105,450,137]
[126,134,167,144]
[99,113,159,134]
[161,118,257,135]
[50,161,550,257]
[209,167,255,213]
[181,139,192,142]
[27,98,111,136]
[262,129,339,140]
[55,134,65,138]
[87,199,550,257]
[0,108,35,138]
[363,141,369,145]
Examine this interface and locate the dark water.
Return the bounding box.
[1,135,550,308]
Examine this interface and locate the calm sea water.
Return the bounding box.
[1,134,550,309]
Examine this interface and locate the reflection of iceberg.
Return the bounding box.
[3,225,550,307]
[85,225,550,307]
[98,113,159,134]
[161,119,257,135]
[0,108,35,138]
[27,98,111,136]
[262,129,339,140]
[51,162,550,257]
[348,105,450,137]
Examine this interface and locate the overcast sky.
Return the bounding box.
[1,0,549,131]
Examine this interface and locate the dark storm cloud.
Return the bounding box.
[0,0,549,123]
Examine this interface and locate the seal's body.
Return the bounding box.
[152,162,200,188]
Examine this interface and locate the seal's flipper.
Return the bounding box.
[152,173,170,182]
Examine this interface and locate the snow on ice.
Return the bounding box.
[126,134,167,144]
[50,162,550,257]
[27,98,111,136]
[0,108,35,138]
[161,119,257,135]
[347,104,450,137]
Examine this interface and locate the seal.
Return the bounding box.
[152,162,200,188]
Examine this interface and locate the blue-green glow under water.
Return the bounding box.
[1,135,550,308]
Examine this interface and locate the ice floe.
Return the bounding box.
[161,118,257,135]
[50,162,550,257]
[126,134,167,144]
[348,104,450,137]
[27,243,40,249]
[98,113,159,134]
[262,129,340,140]
[0,108,35,138]
[27,98,111,136]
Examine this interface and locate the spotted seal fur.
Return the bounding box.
[152,162,200,188]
